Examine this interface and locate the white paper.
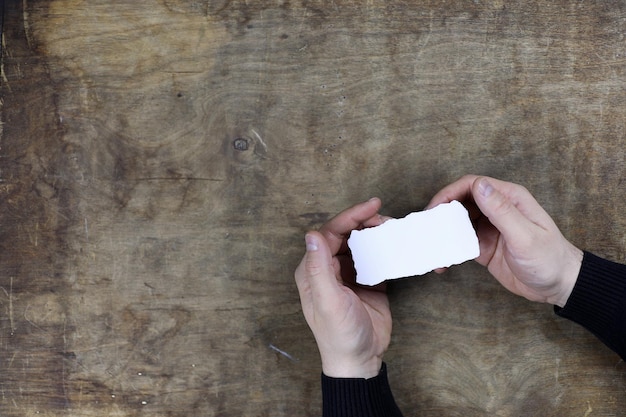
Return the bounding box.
[348,200,479,286]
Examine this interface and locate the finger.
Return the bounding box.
[425,174,479,209]
[320,197,383,255]
[376,215,394,224]
[362,213,389,228]
[340,214,393,255]
[474,177,556,228]
[295,231,341,301]
[472,177,540,248]
[471,214,500,264]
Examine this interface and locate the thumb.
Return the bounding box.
[472,177,536,246]
[297,232,340,299]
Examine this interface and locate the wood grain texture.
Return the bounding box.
[1,1,624,416]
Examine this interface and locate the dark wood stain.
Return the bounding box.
[1,1,625,416]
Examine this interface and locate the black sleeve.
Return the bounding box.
[555,251,626,360]
[321,363,404,417]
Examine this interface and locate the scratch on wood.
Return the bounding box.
[7,352,16,370]
[127,177,225,182]
[0,0,3,59]
[584,401,593,417]
[268,344,298,362]
[62,317,70,407]
[22,0,32,49]
[554,357,560,383]
[251,129,268,152]
[9,276,14,335]
[416,10,434,60]
[23,303,45,332]
[0,33,11,93]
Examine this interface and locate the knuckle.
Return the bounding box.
[491,193,513,215]
[305,257,325,277]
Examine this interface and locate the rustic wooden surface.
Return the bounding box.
[1,1,625,416]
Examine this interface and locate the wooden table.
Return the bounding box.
[1,1,624,415]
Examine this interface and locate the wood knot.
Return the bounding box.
[233,138,249,151]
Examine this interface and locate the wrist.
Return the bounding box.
[321,355,383,379]
[549,243,583,308]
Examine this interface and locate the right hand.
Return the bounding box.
[426,175,583,307]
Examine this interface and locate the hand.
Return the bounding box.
[294,198,392,379]
[427,175,583,307]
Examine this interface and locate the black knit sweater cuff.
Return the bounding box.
[555,251,626,359]
[321,363,404,417]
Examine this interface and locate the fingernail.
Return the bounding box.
[478,179,494,198]
[368,197,379,203]
[305,234,318,251]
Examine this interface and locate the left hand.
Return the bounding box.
[294,198,392,379]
